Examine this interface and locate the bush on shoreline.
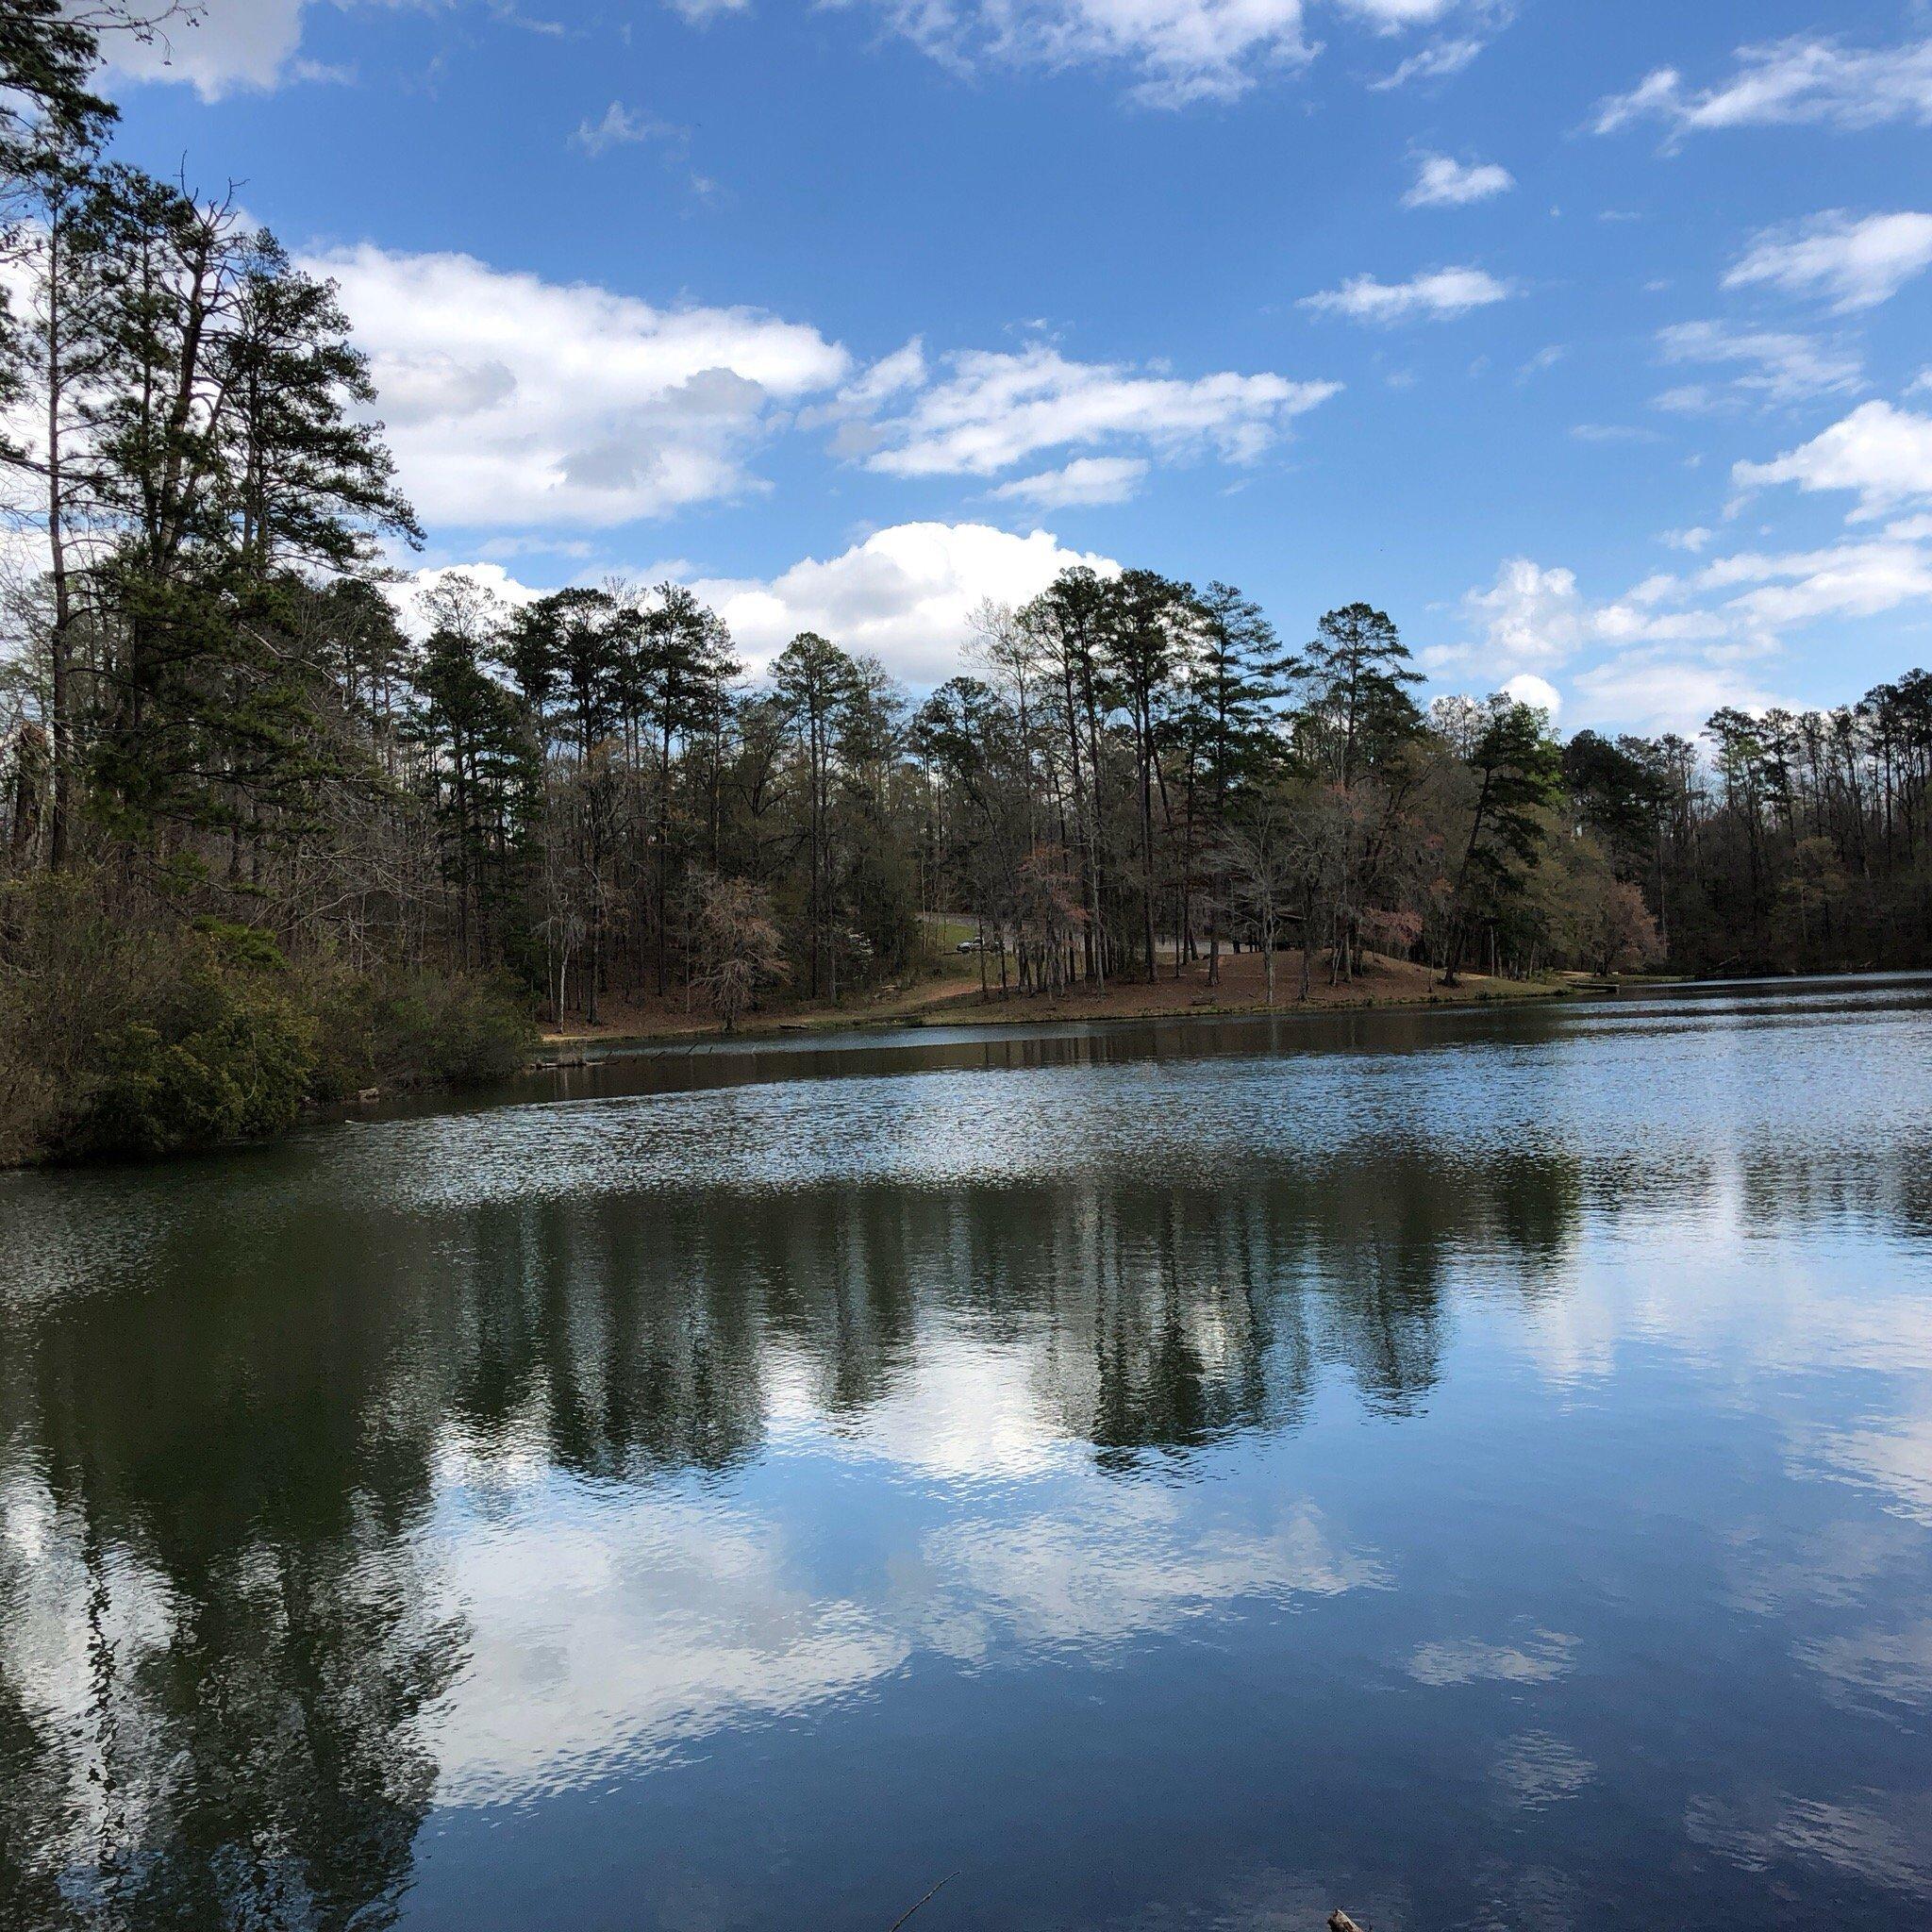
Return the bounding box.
[0,874,535,1166]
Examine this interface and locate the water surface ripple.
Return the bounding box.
[3,976,1930,1929]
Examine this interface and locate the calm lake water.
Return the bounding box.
[4,977,1932,1931]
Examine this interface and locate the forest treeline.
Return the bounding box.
[1,3,1930,1162]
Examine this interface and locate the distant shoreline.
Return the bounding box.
[532,950,1612,1058]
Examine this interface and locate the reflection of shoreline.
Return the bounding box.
[2,979,1930,1925]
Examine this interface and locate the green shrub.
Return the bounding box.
[301,962,535,1101]
[82,985,315,1158]
[43,911,314,1151]
[0,874,535,1165]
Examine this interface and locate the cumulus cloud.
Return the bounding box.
[1733,401,1932,515]
[1441,532,1932,734]
[1459,558,1594,671]
[1341,0,1459,25]
[118,0,1480,106]
[1502,672,1560,714]
[1633,539,1932,646]
[392,524,1120,683]
[1724,211,1932,313]
[1403,151,1514,208]
[1656,321,1862,408]
[839,0,1473,108]
[1450,556,1721,678]
[989,456,1150,508]
[1300,264,1514,323]
[847,0,1318,107]
[99,0,311,98]
[95,0,441,98]
[298,246,1326,540]
[309,243,850,530]
[691,521,1119,682]
[1593,35,1932,143]
[380,561,550,641]
[1569,658,1781,736]
[855,342,1339,479]
[1689,540,1932,629]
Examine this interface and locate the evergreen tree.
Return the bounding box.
[1441,695,1564,984]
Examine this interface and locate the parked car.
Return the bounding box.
[957,937,985,953]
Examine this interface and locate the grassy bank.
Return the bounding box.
[539,946,1581,1053]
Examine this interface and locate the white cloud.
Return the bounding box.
[1593,36,1932,142]
[95,0,432,98]
[568,100,722,200]
[1449,552,1726,674]
[573,102,683,157]
[841,0,1472,107]
[1688,541,1932,629]
[1443,533,1932,734]
[849,0,1317,107]
[289,244,1327,541]
[395,522,1123,682]
[99,0,309,97]
[1502,672,1560,714]
[1724,211,1932,313]
[856,342,1339,478]
[114,0,1474,106]
[1437,555,1805,741]
[1569,658,1780,735]
[1370,34,1484,90]
[1300,264,1514,323]
[1403,151,1513,208]
[1462,558,1585,668]
[1341,0,1457,26]
[837,338,929,414]
[691,520,1119,682]
[1571,422,1663,444]
[310,243,851,529]
[383,562,547,640]
[1733,401,1932,515]
[989,456,1150,508]
[1656,321,1861,407]
[1663,525,1713,553]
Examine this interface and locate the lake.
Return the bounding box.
[4,976,1931,1930]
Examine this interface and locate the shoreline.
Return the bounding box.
[532,960,1605,1058]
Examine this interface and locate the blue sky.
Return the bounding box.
[98,0,1932,732]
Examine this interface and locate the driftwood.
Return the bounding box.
[886,1874,954,1929]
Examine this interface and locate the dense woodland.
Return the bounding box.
[1,3,1930,1161]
